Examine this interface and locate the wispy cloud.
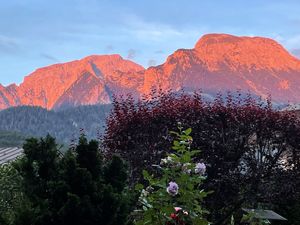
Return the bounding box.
[104,44,114,53]
[272,33,300,54]
[147,59,157,67]
[285,35,300,47]
[127,49,136,59]
[121,14,200,42]
[40,53,60,63]
[155,50,164,54]
[291,49,300,59]
[0,34,20,54]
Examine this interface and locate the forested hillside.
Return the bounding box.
[0,131,27,147]
[0,104,112,144]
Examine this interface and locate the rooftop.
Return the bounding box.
[0,147,23,164]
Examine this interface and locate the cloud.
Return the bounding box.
[155,50,164,54]
[105,44,114,53]
[40,53,60,62]
[278,34,300,50]
[147,59,157,67]
[122,14,185,42]
[272,34,300,54]
[0,35,20,54]
[285,35,300,46]
[127,49,136,59]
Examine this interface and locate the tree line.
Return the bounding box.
[0,104,112,145]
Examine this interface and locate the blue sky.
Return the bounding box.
[1,0,300,85]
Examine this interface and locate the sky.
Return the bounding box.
[0,0,300,85]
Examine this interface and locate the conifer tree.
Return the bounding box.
[12,134,132,225]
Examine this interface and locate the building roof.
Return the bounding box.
[0,147,24,164]
[242,208,287,221]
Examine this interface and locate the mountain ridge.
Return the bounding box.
[1,33,300,110]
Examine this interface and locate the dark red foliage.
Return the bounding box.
[103,90,300,224]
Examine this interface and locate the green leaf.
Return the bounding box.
[135,183,144,191]
[169,131,180,136]
[172,146,180,150]
[187,182,194,190]
[143,170,150,180]
[173,140,180,146]
[161,205,174,215]
[184,128,192,135]
[190,150,201,156]
[182,153,191,162]
[193,217,209,225]
[135,220,144,225]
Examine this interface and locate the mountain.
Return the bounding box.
[1,33,300,110]
[0,55,144,110]
[140,34,300,102]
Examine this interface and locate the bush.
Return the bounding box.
[134,126,210,225]
[104,91,300,224]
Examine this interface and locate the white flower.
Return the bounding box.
[160,156,173,165]
[182,163,192,174]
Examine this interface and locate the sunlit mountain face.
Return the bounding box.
[1,33,300,110]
